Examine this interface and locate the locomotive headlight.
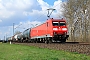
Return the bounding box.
[62,28,67,31]
[53,28,58,30]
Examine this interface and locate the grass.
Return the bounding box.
[0,43,90,60]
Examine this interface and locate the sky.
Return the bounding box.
[0,0,65,40]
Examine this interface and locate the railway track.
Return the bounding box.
[14,42,90,55]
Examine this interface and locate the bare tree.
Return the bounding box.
[62,0,90,42]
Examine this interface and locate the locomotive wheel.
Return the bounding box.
[61,39,66,43]
[45,40,49,44]
[49,39,52,44]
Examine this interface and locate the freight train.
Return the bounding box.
[11,18,69,43]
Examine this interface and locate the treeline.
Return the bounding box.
[62,0,90,42]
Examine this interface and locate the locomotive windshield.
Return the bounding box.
[52,22,66,26]
[52,22,59,26]
[60,22,66,26]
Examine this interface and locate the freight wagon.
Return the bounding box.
[22,28,31,42]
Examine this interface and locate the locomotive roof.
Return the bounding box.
[47,18,66,22]
[30,18,66,29]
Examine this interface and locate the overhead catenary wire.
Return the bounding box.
[32,1,62,21]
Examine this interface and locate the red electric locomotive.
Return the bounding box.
[30,18,69,43]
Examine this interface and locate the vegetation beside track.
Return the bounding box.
[0,43,90,60]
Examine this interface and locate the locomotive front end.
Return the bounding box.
[52,20,69,42]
